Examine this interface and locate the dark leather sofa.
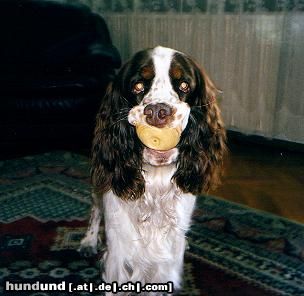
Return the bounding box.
[0,0,121,153]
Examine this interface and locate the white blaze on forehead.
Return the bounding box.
[146,46,178,103]
[152,46,176,79]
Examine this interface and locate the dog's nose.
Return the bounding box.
[144,103,173,128]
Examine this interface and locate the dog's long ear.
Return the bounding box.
[173,64,227,195]
[91,68,145,200]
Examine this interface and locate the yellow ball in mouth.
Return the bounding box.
[135,124,181,151]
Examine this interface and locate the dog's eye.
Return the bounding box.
[179,81,190,93]
[133,82,145,94]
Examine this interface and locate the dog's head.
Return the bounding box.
[92,46,226,200]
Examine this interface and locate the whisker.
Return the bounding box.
[113,109,129,117]
[120,95,131,105]
[118,107,131,111]
[191,98,216,108]
[112,115,129,125]
[102,115,129,132]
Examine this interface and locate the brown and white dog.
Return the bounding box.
[79,46,226,295]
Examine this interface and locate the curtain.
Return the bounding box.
[70,0,304,144]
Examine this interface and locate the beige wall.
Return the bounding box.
[72,0,304,143]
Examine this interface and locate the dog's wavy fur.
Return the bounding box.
[80,46,226,295]
[91,56,226,200]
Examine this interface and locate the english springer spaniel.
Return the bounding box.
[79,46,226,295]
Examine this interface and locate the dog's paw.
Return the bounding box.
[78,237,98,257]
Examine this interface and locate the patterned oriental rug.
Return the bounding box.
[0,152,303,296]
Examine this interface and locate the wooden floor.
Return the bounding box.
[1,138,304,224]
[211,141,304,224]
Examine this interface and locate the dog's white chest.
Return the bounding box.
[102,164,196,287]
[104,163,195,248]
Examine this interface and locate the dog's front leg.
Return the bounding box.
[78,192,102,257]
